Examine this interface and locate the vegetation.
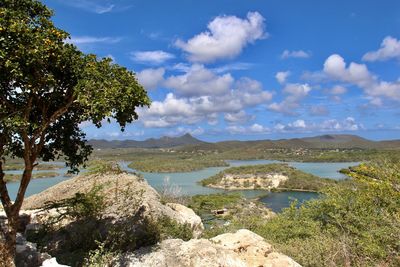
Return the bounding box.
[3,163,63,171]
[29,180,193,266]
[87,145,400,173]
[127,154,228,173]
[199,160,400,266]
[0,0,149,263]
[4,172,59,182]
[201,163,342,192]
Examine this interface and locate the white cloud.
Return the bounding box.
[213,62,253,73]
[274,117,363,133]
[281,50,311,59]
[167,127,205,137]
[268,83,311,115]
[224,111,254,123]
[138,65,273,128]
[165,64,234,97]
[67,36,122,45]
[310,105,329,116]
[136,68,165,90]
[362,36,400,62]
[323,54,400,102]
[58,0,115,14]
[331,85,347,95]
[131,50,175,65]
[275,71,290,84]
[139,82,272,128]
[227,123,270,134]
[175,12,266,63]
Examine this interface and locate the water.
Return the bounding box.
[259,191,320,213]
[5,160,358,210]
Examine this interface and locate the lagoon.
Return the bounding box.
[5,160,358,211]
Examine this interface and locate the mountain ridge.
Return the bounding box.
[89,133,400,149]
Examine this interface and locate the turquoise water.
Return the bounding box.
[5,160,358,210]
[259,191,320,213]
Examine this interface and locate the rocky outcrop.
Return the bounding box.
[114,229,301,267]
[207,173,288,190]
[165,203,204,238]
[22,172,204,237]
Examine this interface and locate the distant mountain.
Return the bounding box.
[89,134,400,150]
[179,134,400,152]
[89,133,207,149]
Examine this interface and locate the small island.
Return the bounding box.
[201,163,342,192]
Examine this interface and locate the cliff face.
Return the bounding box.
[207,173,288,190]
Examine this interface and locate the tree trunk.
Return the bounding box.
[0,164,33,267]
[1,225,17,267]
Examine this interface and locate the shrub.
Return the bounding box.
[259,160,400,266]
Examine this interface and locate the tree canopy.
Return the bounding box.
[0,0,150,263]
[0,0,150,172]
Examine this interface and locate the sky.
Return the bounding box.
[43,0,400,141]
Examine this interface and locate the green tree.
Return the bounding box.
[0,0,150,264]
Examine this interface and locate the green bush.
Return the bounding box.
[258,160,400,266]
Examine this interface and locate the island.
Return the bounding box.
[200,163,343,192]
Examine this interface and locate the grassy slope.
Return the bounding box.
[201,163,342,192]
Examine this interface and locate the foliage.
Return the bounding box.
[201,163,340,192]
[4,171,59,182]
[41,184,106,222]
[0,1,149,261]
[193,160,400,266]
[128,154,228,173]
[258,160,400,266]
[159,176,189,205]
[86,160,123,175]
[34,181,193,266]
[189,193,242,216]
[83,242,117,267]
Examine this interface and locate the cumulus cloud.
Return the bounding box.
[362,36,400,62]
[136,68,165,90]
[227,123,270,134]
[281,50,311,59]
[165,64,234,97]
[224,111,254,123]
[268,83,311,115]
[274,117,362,133]
[275,71,290,84]
[323,54,400,102]
[137,64,273,128]
[131,50,175,65]
[175,12,266,63]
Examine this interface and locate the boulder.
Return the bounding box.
[40,258,70,267]
[114,229,301,267]
[23,173,204,237]
[165,203,204,238]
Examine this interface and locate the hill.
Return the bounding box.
[180,134,400,152]
[89,133,207,149]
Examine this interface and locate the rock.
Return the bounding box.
[15,233,52,267]
[40,258,70,267]
[114,229,301,267]
[23,173,204,237]
[165,203,204,238]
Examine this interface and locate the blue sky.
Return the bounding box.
[44,0,400,141]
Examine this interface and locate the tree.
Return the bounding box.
[0,0,150,264]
